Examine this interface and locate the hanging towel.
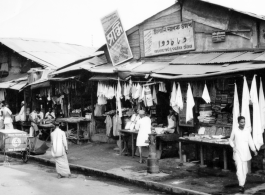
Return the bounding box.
[159,82,167,93]
[186,83,195,123]
[241,76,251,131]
[259,78,265,130]
[170,82,177,106]
[250,75,263,150]
[117,79,122,117]
[134,83,141,99]
[232,83,240,132]
[152,85,157,104]
[202,84,211,103]
[175,83,183,111]
[170,82,179,112]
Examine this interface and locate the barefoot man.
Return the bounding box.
[51,121,71,178]
[229,116,258,193]
[135,110,151,163]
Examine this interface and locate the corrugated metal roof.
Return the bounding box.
[246,52,265,62]
[170,52,265,65]
[200,0,265,21]
[51,56,107,75]
[9,81,27,91]
[0,38,98,68]
[170,53,222,64]
[85,64,116,73]
[131,62,169,73]
[152,62,265,79]
[0,73,28,82]
[229,52,264,62]
[208,52,245,63]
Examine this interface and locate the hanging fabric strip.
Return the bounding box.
[250,75,263,150]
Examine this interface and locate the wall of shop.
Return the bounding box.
[123,0,261,62]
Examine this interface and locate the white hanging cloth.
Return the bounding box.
[175,83,183,112]
[259,78,265,130]
[152,85,157,104]
[232,83,240,131]
[159,82,167,93]
[116,79,122,117]
[202,84,211,103]
[170,82,179,112]
[186,83,195,123]
[250,75,263,150]
[241,76,251,131]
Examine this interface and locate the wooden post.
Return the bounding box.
[200,145,205,167]
[179,141,182,162]
[90,81,95,137]
[222,148,229,172]
[132,134,134,157]
[77,122,80,145]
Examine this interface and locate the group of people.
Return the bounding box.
[135,108,258,193]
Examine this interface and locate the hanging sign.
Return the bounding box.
[101,11,133,66]
[212,32,226,43]
[143,21,195,57]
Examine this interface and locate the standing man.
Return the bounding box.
[135,110,151,163]
[15,101,26,122]
[51,121,71,178]
[229,116,258,193]
[2,103,13,129]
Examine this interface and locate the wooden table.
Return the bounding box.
[56,117,91,144]
[38,123,55,139]
[119,129,165,158]
[178,138,231,171]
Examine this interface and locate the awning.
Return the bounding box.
[31,80,50,89]
[9,81,28,91]
[0,75,28,90]
[0,81,13,89]
[29,77,76,89]
[51,56,107,75]
[152,62,265,79]
[89,74,122,81]
[0,73,28,82]
[84,63,116,73]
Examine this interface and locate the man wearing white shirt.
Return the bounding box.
[15,101,26,122]
[2,103,13,129]
[135,110,151,164]
[45,108,55,120]
[229,116,258,193]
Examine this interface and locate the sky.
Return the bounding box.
[0,0,263,48]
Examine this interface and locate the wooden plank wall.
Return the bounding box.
[124,0,261,62]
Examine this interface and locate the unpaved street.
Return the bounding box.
[0,157,166,195]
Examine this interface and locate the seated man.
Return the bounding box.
[162,109,177,134]
[45,108,55,120]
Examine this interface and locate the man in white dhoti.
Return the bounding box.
[135,110,151,163]
[229,116,257,193]
[2,103,13,129]
[51,121,71,179]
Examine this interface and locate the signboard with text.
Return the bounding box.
[101,11,133,66]
[144,21,195,56]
